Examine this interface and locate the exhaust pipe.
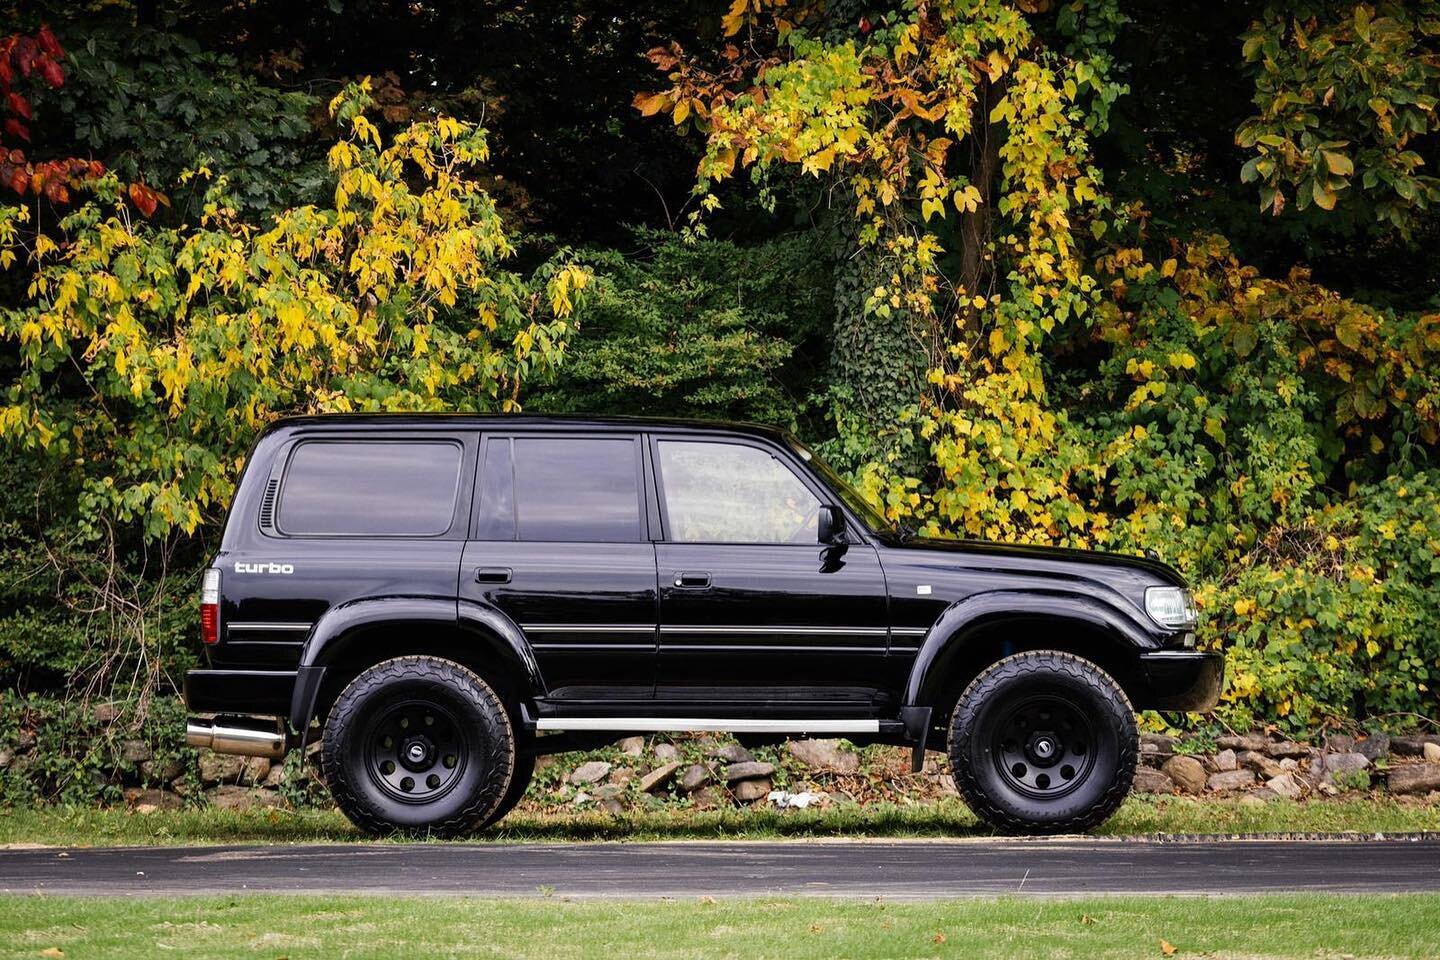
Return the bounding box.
[186,717,287,760]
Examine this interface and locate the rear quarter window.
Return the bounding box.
[277,440,463,536]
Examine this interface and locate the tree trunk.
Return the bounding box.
[955,74,1007,345]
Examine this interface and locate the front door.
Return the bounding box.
[459,433,658,707]
[651,436,892,713]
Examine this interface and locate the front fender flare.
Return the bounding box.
[901,589,1158,724]
[287,595,543,732]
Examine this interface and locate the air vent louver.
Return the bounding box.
[258,477,280,530]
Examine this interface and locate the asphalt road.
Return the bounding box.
[2,837,1439,898]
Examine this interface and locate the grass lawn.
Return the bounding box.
[0,795,1436,847]
[2,893,1438,959]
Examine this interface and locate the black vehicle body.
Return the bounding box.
[187,414,1220,772]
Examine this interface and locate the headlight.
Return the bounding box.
[1145,586,1197,628]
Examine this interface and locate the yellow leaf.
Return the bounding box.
[1160,258,1177,278]
[632,92,670,117]
[1160,939,1177,956]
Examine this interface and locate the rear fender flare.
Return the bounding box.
[288,596,543,732]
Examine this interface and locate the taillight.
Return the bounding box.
[201,567,221,645]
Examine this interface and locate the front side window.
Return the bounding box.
[657,440,821,543]
[277,440,462,536]
[507,437,642,542]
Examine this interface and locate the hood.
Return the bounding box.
[886,536,1188,587]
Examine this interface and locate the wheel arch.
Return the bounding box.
[289,596,544,733]
[902,591,1155,739]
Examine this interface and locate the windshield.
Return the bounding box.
[784,435,893,536]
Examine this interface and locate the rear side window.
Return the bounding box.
[277,440,462,536]
[477,437,642,542]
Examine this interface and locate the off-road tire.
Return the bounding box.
[477,750,535,829]
[948,650,1136,835]
[323,655,515,837]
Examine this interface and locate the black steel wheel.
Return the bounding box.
[949,650,1136,835]
[323,656,515,837]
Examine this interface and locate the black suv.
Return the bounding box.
[185,415,1221,835]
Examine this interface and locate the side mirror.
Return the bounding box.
[818,504,847,545]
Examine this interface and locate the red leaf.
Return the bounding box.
[42,176,68,204]
[5,167,26,195]
[128,182,159,217]
[3,116,29,142]
[36,24,63,58]
[6,91,31,120]
[37,56,63,88]
[13,37,37,78]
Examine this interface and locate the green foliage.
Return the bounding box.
[533,229,831,425]
[38,26,324,219]
[1238,2,1440,229]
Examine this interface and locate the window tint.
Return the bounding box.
[657,440,820,543]
[511,438,641,542]
[278,440,462,536]
[474,438,515,540]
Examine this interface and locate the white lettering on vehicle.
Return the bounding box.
[234,561,295,575]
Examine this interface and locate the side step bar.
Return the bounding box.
[186,717,287,760]
[534,718,882,734]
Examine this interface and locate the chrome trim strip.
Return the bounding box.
[521,624,657,635]
[889,627,929,637]
[661,625,888,637]
[227,622,312,633]
[535,718,881,733]
[1139,650,1213,659]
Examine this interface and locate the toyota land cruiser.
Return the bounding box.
[185,415,1221,835]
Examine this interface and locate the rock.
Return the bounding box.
[1317,752,1370,785]
[1213,748,1238,772]
[1266,772,1304,800]
[609,767,635,786]
[600,798,624,815]
[653,742,681,764]
[725,761,776,782]
[1162,755,1207,794]
[1217,734,1269,753]
[15,730,36,752]
[140,758,185,783]
[208,785,262,812]
[1239,790,1278,807]
[571,791,591,806]
[120,740,152,764]
[1279,757,1299,771]
[1391,735,1440,756]
[1325,734,1356,753]
[1237,750,1285,779]
[240,757,271,785]
[639,762,681,794]
[786,739,861,774]
[1388,763,1440,795]
[1356,734,1391,762]
[709,743,753,764]
[199,752,246,786]
[263,762,286,788]
[122,787,183,811]
[92,702,120,725]
[679,763,710,793]
[691,786,722,809]
[1425,743,1440,763]
[0,749,13,769]
[569,760,611,785]
[1265,740,1310,759]
[1206,769,1256,792]
[732,777,772,802]
[1139,733,1178,765]
[592,783,625,800]
[616,737,645,758]
[1132,767,1175,794]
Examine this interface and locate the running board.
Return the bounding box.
[534,718,881,734]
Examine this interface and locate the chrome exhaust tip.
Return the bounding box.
[186,718,287,760]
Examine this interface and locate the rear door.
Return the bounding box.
[459,433,658,705]
[651,435,892,712]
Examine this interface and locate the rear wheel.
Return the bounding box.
[949,650,1136,835]
[323,656,515,837]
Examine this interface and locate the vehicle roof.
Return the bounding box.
[261,412,796,443]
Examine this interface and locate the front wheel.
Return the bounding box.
[949,650,1136,835]
[323,656,516,837]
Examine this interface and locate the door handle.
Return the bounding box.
[673,571,711,589]
[474,566,512,584]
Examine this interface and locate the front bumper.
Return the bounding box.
[1133,651,1224,712]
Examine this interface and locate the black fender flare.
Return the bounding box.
[287,595,544,733]
[898,589,1157,747]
